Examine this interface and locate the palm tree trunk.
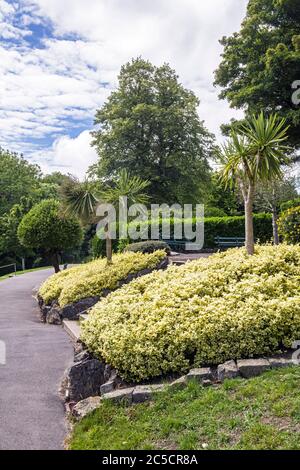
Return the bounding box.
[52,252,60,273]
[272,207,279,245]
[245,186,255,255]
[106,236,112,265]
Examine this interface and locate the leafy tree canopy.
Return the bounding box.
[0,148,41,216]
[18,199,83,272]
[215,0,300,150]
[91,58,214,204]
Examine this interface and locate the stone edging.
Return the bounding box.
[38,257,169,324]
[69,354,298,420]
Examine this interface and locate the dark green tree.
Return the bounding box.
[0,148,41,216]
[91,58,214,204]
[18,200,83,273]
[215,0,300,151]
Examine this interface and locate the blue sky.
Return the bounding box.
[0,0,248,177]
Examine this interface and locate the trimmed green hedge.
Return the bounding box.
[90,213,273,257]
[126,213,273,248]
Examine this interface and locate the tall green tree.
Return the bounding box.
[0,148,41,216]
[254,175,298,244]
[90,58,214,204]
[215,0,300,151]
[219,113,290,255]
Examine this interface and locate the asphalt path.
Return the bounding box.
[0,269,73,450]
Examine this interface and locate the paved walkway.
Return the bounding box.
[0,269,73,450]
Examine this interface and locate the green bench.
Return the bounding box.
[214,237,245,249]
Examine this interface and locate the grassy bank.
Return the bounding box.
[69,367,300,450]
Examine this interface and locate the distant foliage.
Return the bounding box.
[124,240,171,255]
[280,198,300,213]
[278,206,300,243]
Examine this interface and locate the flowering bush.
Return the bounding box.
[278,206,300,244]
[81,245,300,382]
[39,250,167,307]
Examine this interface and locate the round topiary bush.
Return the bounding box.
[81,244,300,382]
[18,199,83,273]
[278,206,300,244]
[124,240,171,255]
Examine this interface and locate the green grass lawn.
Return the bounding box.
[69,367,300,450]
[0,266,52,281]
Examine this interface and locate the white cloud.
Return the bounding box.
[33,130,98,178]
[0,0,249,177]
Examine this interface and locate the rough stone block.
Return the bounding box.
[237,359,270,378]
[72,396,102,420]
[62,358,106,402]
[169,376,187,389]
[217,360,239,381]
[187,368,213,382]
[269,357,295,369]
[102,388,134,404]
[100,380,116,395]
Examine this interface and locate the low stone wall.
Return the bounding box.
[38,257,169,324]
[63,342,299,420]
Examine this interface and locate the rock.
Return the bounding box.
[60,296,100,321]
[217,360,239,381]
[74,350,91,363]
[62,358,106,402]
[74,340,85,355]
[237,359,270,378]
[269,357,295,368]
[169,376,187,389]
[187,368,213,382]
[100,380,116,395]
[72,396,102,420]
[46,307,62,325]
[132,384,165,404]
[102,388,134,404]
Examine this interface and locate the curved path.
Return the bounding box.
[0,269,73,450]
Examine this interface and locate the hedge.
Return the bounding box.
[126,213,273,248]
[81,244,300,382]
[38,250,167,307]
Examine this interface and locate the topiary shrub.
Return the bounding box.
[278,206,300,244]
[124,240,171,255]
[81,244,300,382]
[18,199,83,272]
[39,250,167,307]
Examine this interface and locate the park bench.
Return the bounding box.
[214,236,245,249]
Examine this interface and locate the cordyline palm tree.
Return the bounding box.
[219,113,290,255]
[60,170,150,264]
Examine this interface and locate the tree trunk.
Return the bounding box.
[272,208,280,245]
[52,252,60,273]
[245,186,255,255]
[106,236,112,265]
